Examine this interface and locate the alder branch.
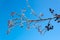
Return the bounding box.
[7,0,60,34]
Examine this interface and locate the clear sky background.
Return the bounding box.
[0,0,60,40]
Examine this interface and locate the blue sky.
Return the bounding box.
[0,0,60,40]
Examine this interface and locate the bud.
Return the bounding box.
[57,20,60,23]
[22,13,25,17]
[11,12,15,17]
[26,26,30,30]
[8,20,14,28]
[39,13,44,17]
[49,8,54,13]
